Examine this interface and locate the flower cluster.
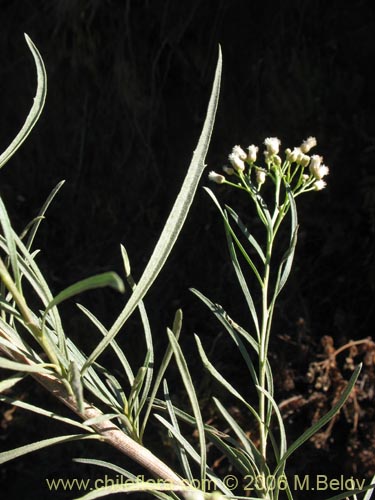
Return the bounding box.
[209,136,329,195]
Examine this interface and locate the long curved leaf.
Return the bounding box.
[274,364,361,476]
[0,34,47,170]
[44,272,125,317]
[83,48,222,371]
[0,434,100,465]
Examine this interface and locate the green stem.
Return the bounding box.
[258,228,273,469]
[0,257,61,373]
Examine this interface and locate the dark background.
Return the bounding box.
[1,1,375,499]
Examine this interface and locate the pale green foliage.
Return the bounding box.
[0,36,373,500]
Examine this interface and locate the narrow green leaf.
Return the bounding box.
[275,186,298,296]
[76,482,192,500]
[69,360,84,413]
[0,373,25,392]
[120,249,154,420]
[25,180,65,251]
[0,198,21,288]
[255,385,287,457]
[76,303,134,387]
[141,309,183,439]
[274,364,362,476]
[223,215,260,339]
[0,434,101,465]
[44,272,125,317]
[194,334,260,423]
[204,187,263,286]
[120,244,131,278]
[0,395,93,432]
[154,414,232,496]
[128,365,148,415]
[83,48,222,371]
[191,289,259,385]
[73,458,178,500]
[166,328,207,487]
[83,413,121,427]
[0,34,47,170]
[213,397,262,476]
[163,380,194,483]
[0,357,53,374]
[226,205,266,263]
[323,482,375,500]
[364,477,375,500]
[10,231,67,358]
[153,398,252,477]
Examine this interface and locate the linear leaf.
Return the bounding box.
[83,48,222,371]
[166,328,207,487]
[194,334,260,423]
[223,216,260,339]
[204,187,263,286]
[76,303,134,387]
[324,482,375,500]
[154,414,232,496]
[0,34,47,170]
[44,272,125,317]
[73,458,178,500]
[0,373,25,392]
[163,380,194,483]
[274,364,361,476]
[141,309,183,439]
[25,180,65,251]
[255,385,287,458]
[76,482,192,500]
[0,198,21,289]
[153,398,253,477]
[0,395,93,432]
[0,434,100,465]
[226,205,266,263]
[213,397,262,476]
[0,357,53,374]
[275,185,298,296]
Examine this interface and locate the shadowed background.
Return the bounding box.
[1,1,374,498]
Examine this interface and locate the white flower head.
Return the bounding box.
[300,136,317,154]
[264,137,281,155]
[247,144,259,163]
[208,171,225,184]
[222,165,235,175]
[256,168,267,186]
[231,145,247,161]
[309,155,329,179]
[228,153,245,172]
[314,179,327,191]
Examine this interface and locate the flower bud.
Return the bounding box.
[228,153,245,172]
[208,171,225,184]
[256,168,267,186]
[286,147,300,163]
[298,153,310,168]
[231,145,247,160]
[300,136,317,153]
[264,137,281,155]
[222,165,235,175]
[273,154,282,166]
[247,144,259,163]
